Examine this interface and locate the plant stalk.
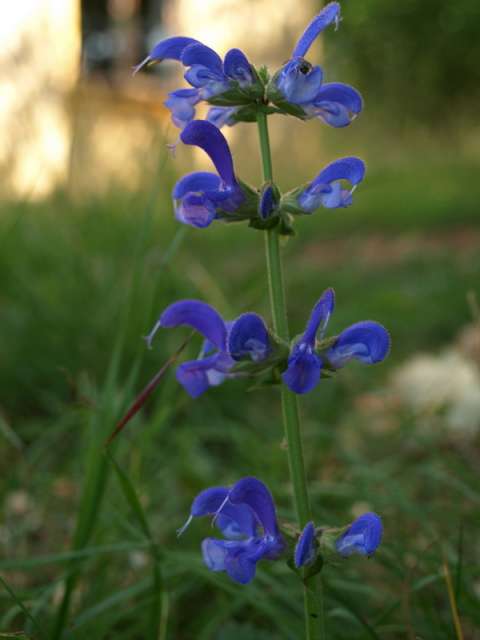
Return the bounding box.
[256,111,324,639]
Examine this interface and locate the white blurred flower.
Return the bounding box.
[392,350,480,437]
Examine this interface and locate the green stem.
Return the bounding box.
[256,111,324,639]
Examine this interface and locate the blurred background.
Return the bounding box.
[1,0,479,638]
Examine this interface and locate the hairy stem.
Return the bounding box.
[256,111,324,639]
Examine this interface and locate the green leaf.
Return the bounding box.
[106,450,151,540]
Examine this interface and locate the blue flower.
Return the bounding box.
[173,120,245,228]
[134,38,253,129]
[146,299,270,398]
[294,521,317,568]
[206,106,239,129]
[335,513,383,557]
[228,313,271,362]
[282,288,390,394]
[178,477,285,584]
[145,299,233,398]
[274,2,363,127]
[298,157,366,212]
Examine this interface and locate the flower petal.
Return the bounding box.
[224,546,257,584]
[164,89,199,129]
[223,48,253,86]
[292,2,341,58]
[181,42,223,74]
[191,486,230,517]
[157,299,227,349]
[176,356,220,398]
[276,60,323,104]
[181,120,236,187]
[175,192,216,228]
[303,288,335,345]
[311,157,366,189]
[228,477,279,537]
[327,321,391,369]
[335,513,383,557]
[172,171,222,199]
[216,503,257,539]
[201,537,229,571]
[294,521,316,568]
[282,348,322,394]
[310,83,363,127]
[188,485,257,538]
[134,36,201,73]
[207,106,238,129]
[228,313,270,362]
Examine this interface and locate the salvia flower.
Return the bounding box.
[173,120,246,228]
[134,37,254,129]
[282,288,390,394]
[146,299,271,398]
[272,2,363,127]
[335,513,383,557]
[297,157,366,213]
[178,477,285,584]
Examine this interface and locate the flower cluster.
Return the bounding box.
[178,477,285,584]
[172,119,366,230]
[146,288,389,397]
[135,3,362,132]
[295,513,383,569]
[179,476,383,584]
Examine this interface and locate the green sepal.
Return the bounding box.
[318,526,348,565]
[303,553,324,580]
[232,104,277,123]
[257,65,271,85]
[280,185,311,216]
[208,85,263,108]
[278,212,296,236]
[249,215,280,231]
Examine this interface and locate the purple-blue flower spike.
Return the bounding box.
[294,521,316,568]
[145,299,234,398]
[327,321,391,369]
[282,288,335,394]
[172,120,244,228]
[335,513,383,557]
[181,477,285,584]
[298,157,366,212]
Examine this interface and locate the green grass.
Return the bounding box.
[0,150,479,639]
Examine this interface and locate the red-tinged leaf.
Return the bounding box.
[105,332,194,446]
